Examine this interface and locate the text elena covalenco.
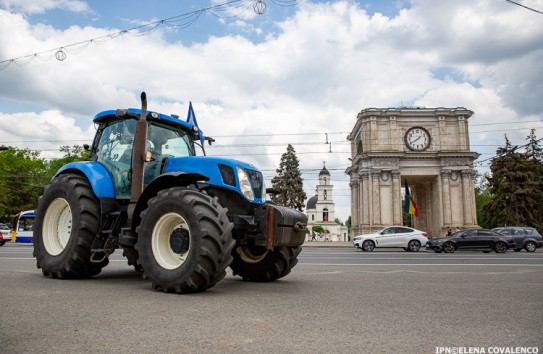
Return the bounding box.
[435,347,539,354]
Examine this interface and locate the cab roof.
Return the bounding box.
[93,108,194,131]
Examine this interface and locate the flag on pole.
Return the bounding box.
[404,180,419,217]
[186,101,205,145]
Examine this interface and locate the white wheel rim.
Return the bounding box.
[43,198,72,256]
[152,212,191,270]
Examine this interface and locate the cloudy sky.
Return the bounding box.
[1,0,542,222]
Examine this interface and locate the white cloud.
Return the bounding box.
[0,0,90,14]
[1,0,543,221]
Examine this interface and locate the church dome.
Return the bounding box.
[319,164,330,177]
[306,195,318,210]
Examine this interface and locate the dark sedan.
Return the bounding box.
[491,226,543,252]
[426,228,516,253]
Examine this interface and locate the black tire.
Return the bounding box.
[442,242,455,253]
[407,240,421,252]
[524,241,537,252]
[230,245,302,282]
[122,247,143,272]
[33,174,107,278]
[135,188,234,293]
[0,241,4,246]
[494,241,507,253]
[362,240,375,252]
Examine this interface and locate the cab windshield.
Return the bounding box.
[94,118,195,199]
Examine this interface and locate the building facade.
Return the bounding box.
[345,107,480,238]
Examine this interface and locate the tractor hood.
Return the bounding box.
[163,156,265,203]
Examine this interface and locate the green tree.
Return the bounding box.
[312,225,325,233]
[46,145,90,176]
[0,147,47,222]
[334,217,343,225]
[484,134,543,229]
[474,170,492,228]
[271,144,306,211]
[0,145,89,223]
[345,216,351,230]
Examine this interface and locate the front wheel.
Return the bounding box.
[407,240,421,252]
[442,242,455,253]
[136,188,234,293]
[494,241,507,253]
[230,245,302,282]
[33,174,107,278]
[524,241,537,252]
[362,240,375,252]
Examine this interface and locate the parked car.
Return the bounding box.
[0,223,11,246]
[426,228,515,253]
[491,226,543,252]
[353,226,428,252]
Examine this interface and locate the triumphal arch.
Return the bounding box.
[345,107,480,238]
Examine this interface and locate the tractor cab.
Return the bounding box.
[90,109,197,199]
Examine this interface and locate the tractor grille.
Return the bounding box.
[246,169,263,199]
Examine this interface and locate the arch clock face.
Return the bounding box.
[405,127,431,151]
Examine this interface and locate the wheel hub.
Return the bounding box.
[169,228,190,254]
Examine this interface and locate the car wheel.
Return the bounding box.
[362,240,375,252]
[442,242,455,253]
[494,241,507,253]
[407,240,421,252]
[524,241,537,252]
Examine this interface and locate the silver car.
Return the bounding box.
[0,223,12,246]
[353,226,428,252]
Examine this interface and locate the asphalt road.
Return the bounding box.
[1,243,542,354]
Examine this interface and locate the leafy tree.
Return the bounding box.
[474,170,492,228]
[0,145,89,223]
[271,144,306,211]
[312,225,325,233]
[345,216,351,230]
[334,217,343,225]
[484,134,543,229]
[0,147,47,222]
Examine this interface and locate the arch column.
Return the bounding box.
[391,170,402,225]
[349,179,359,228]
[441,169,452,226]
[359,172,370,227]
[461,169,477,226]
[371,170,381,226]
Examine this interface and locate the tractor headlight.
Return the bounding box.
[236,167,254,201]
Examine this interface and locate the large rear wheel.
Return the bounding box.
[136,188,234,293]
[230,245,302,282]
[33,174,107,278]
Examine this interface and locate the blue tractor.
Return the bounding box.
[33,93,307,293]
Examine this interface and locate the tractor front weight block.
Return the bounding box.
[255,204,308,249]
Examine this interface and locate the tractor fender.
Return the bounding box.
[56,162,115,198]
[131,172,209,231]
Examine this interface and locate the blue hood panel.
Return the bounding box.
[163,156,264,203]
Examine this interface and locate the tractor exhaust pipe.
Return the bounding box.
[130,92,148,204]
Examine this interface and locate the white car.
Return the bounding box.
[0,223,12,246]
[353,226,428,252]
